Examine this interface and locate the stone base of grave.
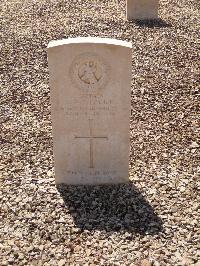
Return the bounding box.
[126,0,159,20]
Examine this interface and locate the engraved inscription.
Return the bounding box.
[74,119,108,168]
[63,95,116,118]
[66,169,117,179]
[71,53,109,94]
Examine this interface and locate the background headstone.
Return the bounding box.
[48,37,132,185]
[127,0,159,20]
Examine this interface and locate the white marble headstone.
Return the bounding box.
[48,37,132,185]
[127,0,159,20]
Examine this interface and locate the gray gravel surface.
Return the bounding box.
[1,0,200,265]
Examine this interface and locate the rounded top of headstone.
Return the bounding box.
[48,37,132,49]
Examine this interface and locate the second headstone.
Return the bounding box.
[127,0,159,20]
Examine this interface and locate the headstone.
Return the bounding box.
[48,37,132,185]
[126,0,159,20]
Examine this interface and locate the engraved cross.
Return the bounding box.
[75,119,108,168]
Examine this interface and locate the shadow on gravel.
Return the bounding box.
[57,182,163,235]
[133,18,172,28]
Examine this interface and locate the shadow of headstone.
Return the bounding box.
[57,182,163,235]
[133,18,172,28]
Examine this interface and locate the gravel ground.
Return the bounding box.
[1,0,199,265]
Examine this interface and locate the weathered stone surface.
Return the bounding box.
[126,0,159,20]
[48,37,132,185]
